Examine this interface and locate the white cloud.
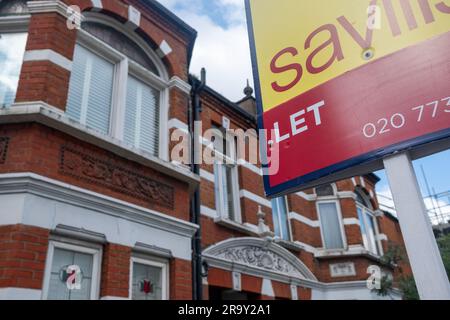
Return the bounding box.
[156,0,253,102]
[377,186,450,225]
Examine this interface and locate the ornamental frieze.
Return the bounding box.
[59,145,174,209]
[216,246,302,277]
[0,137,9,164]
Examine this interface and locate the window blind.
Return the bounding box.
[124,75,160,156]
[66,44,114,135]
[319,202,344,249]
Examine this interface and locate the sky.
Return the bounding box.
[156,0,450,224]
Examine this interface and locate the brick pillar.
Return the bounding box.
[170,258,192,300]
[15,12,77,110]
[100,243,131,299]
[0,225,50,290]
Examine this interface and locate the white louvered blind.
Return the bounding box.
[124,75,160,156]
[66,44,114,135]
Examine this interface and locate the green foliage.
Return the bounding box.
[398,276,419,300]
[436,234,450,279]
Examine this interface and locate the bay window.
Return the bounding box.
[356,189,381,255]
[272,197,290,240]
[66,17,167,157]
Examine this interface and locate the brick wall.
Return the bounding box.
[101,243,131,298]
[0,225,49,290]
[0,123,190,221]
[170,258,192,300]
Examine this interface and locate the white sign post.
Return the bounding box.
[383,151,450,300]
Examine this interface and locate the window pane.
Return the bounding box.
[47,248,94,300]
[0,32,27,108]
[366,212,379,255]
[132,262,163,300]
[316,184,334,197]
[357,207,369,251]
[66,44,114,134]
[319,203,344,249]
[225,165,236,221]
[124,75,160,156]
[272,197,289,240]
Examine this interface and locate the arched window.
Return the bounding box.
[315,184,335,197]
[66,13,168,158]
[355,188,380,255]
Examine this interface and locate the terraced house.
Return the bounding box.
[0,0,411,300]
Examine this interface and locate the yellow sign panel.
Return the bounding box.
[248,0,450,112]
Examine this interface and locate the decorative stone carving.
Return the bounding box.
[0,137,9,164]
[216,246,302,277]
[59,145,174,209]
[329,262,356,278]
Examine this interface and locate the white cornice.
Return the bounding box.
[169,76,191,95]
[0,102,200,192]
[27,0,84,21]
[0,173,198,238]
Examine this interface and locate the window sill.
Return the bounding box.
[214,216,263,237]
[314,246,382,262]
[0,102,200,193]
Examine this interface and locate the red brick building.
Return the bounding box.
[0,0,410,300]
[195,84,411,300]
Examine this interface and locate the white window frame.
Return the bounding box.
[316,200,347,251]
[357,204,382,256]
[68,13,170,160]
[272,196,292,241]
[213,128,242,223]
[129,256,169,300]
[42,240,102,300]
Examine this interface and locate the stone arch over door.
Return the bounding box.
[203,237,317,281]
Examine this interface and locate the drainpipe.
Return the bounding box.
[190,68,206,300]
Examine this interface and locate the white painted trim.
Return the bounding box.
[351,177,357,186]
[157,40,172,58]
[0,15,30,33]
[239,189,272,208]
[91,0,103,10]
[232,272,242,292]
[42,240,102,300]
[295,192,316,201]
[0,173,198,238]
[200,169,215,183]
[169,76,191,95]
[237,158,263,176]
[343,218,360,225]
[129,257,169,300]
[23,49,73,71]
[168,118,189,133]
[0,288,42,300]
[100,296,129,300]
[27,0,82,20]
[200,205,217,219]
[360,176,366,188]
[127,5,141,29]
[289,212,320,228]
[376,234,388,242]
[290,285,298,300]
